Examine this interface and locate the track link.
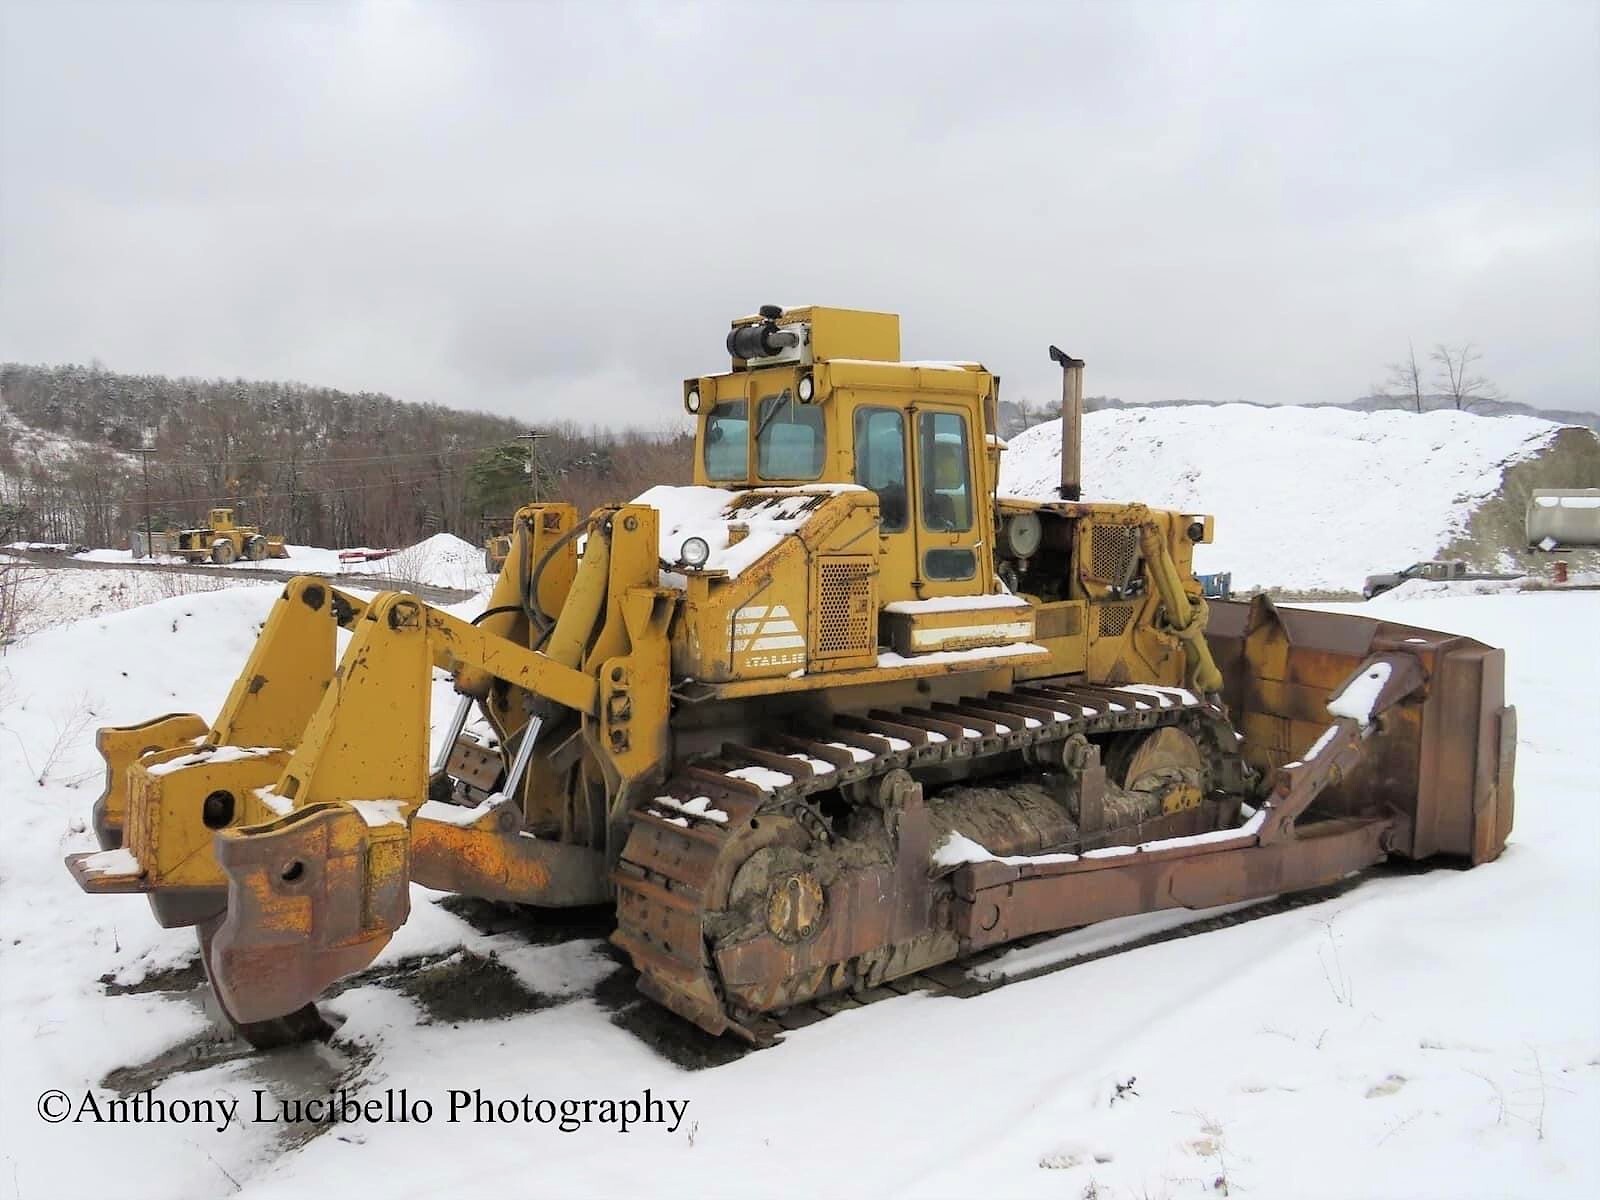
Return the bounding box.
[612,681,1239,1041]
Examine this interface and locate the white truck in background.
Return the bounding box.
[1362,559,1522,600]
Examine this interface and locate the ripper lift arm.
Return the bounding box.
[66,503,673,1024]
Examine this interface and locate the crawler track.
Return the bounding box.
[613,681,1250,1042]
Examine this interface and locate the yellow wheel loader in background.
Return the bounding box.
[172,507,289,564]
[66,306,1515,1048]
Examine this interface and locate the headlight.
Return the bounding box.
[1003,511,1043,558]
[680,536,711,568]
[685,386,701,414]
[797,374,815,402]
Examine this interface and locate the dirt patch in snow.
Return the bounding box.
[387,949,556,1024]
[100,959,206,996]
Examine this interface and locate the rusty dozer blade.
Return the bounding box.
[204,802,411,1026]
[1205,594,1515,865]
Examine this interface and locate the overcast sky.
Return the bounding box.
[2,0,1597,428]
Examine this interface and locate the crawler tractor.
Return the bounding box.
[66,307,1516,1047]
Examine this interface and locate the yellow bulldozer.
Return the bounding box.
[66,306,1515,1048]
[172,507,289,564]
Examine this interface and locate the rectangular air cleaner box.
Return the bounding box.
[881,594,1036,657]
[729,305,901,364]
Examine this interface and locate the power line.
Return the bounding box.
[158,438,513,469]
[141,470,471,510]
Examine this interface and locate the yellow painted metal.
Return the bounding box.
[210,577,337,748]
[127,749,291,888]
[90,712,209,846]
[548,517,611,669]
[727,305,901,364]
[881,602,1035,657]
[67,303,1245,1029]
[273,592,433,811]
[1128,503,1225,695]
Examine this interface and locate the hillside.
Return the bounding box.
[999,405,1600,592]
[0,363,691,548]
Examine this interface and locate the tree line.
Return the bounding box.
[0,363,691,548]
[1379,341,1502,413]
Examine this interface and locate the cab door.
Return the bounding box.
[909,404,986,599]
[851,400,917,601]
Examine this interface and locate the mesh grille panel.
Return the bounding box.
[1089,525,1140,582]
[1097,603,1134,637]
[817,559,872,655]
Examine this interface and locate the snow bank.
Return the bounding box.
[999,405,1567,591]
[2,563,277,639]
[373,532,495,591]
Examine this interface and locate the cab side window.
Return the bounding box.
[852,406,908,532]
[704,399,749,481]
[919,411,973,532]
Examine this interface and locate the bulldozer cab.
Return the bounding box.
[209,508,236,531]
[689,305,994,603]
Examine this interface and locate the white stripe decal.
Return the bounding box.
[733,605,791,619]
[734,634,807,652]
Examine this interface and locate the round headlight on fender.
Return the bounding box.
[680,536,711,569]
[797,374,815,402]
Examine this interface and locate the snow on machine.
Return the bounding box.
[66,306,1516,1047]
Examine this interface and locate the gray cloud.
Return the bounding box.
[3,0,1596,427]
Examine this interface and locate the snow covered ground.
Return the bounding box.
[0,561,277,640]
[999,406,1573,592]
[0,580,1595,1198]
[0,532,496,642]
[66,531,494,593]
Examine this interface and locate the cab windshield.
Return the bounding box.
[755,391,824,480]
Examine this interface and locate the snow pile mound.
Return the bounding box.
[379,532,495,591]
[999,405,1567,591]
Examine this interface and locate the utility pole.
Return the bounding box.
[134,434,156,558]
[516,430,549,502]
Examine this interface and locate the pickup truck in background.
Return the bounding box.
[1362,559,1523,600]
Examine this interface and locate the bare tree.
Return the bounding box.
[1430,342,1501,411]
[1385,342,1427,413]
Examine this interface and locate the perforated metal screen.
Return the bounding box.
[1097,603,1134,637]
[816,559,873,656]
[1089,525,1140,582]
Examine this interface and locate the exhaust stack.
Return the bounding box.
[1049,346,1085,501]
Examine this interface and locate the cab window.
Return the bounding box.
[756,391,825,480]
[918,410,973,532]
[853,407,908,532]
[704,399,749,481]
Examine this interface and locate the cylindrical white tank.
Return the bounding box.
[1526,489,1600,548]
